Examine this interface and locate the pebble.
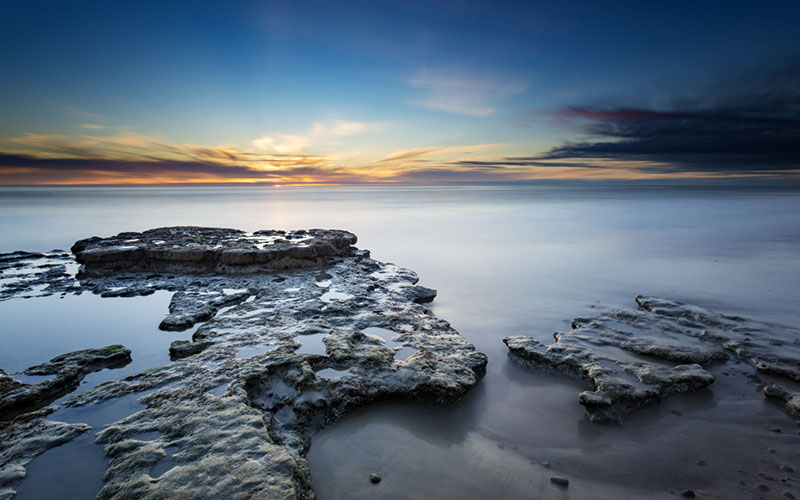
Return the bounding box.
[758,484,771,492]
[680,489,696,498]
[369,473,381,484]
[542,462,551,468]
[784,492,796,499]
[771,427,783,433]
[769,448,777,454]
[782,465,795,473]
[550,476,569,487]
[696,460,707,466]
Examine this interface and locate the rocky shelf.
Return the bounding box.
[71,227,359,273]
[0,227,487,500]
[505,296,800,423]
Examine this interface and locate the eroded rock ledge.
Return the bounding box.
[505,296,800,423]
[71,227,358,273]
[0,227,487,499]
[0,346,132,421]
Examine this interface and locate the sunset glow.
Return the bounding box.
[1,2,798,185]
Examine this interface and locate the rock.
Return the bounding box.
[369,473,381,484]
[0,251,78,300]
[71,227,358,273]
[550,475,569,487]
[160,290,252,331]
[781,465,794,473]
[24,345,131,376]
[680,489,696,498]
[95,390,306,500]
[504,296,800,422]
[763,385,800,418]
[0,345,131,420]
[0,227,487,499]
[169,340,213,360]
[0,412,89,499]
[402,286,437,304]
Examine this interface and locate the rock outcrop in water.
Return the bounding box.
[0,346,132,421]
[505,296,800,423]
[0,412,90,500]
[0,227,487,499]
[71,227,358,273]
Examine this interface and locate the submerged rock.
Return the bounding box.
[505,296,800,423]
[0,227,487,499]
[0,346,131,421]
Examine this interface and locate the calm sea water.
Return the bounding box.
[1,184,799,499]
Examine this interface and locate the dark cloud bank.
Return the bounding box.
[533,63,800,175]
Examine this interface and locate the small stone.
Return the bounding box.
[550,476,569,487]
[696,460,707,466]
[680,490,696,498]
[369,473,381,484]
[781,465,794,473]
[769,448,777,453]
[784,492,796,499]
[771,427,783,433]
[758,484,771,492]
[542,462,551,468]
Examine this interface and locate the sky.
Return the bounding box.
[0,0,798,185]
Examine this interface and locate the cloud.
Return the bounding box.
[527,64,800,176]
[377,143,505,165]
[58,105,104,121]
[0,126,667,184]
[0,129,339,184]
[252,120,384,154]
[408,68,525,116]
[0,130,533,184]
[0,151,366,185]
[79,124,105,129]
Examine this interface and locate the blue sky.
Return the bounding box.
[1,0,798,184]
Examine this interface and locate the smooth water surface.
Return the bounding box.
[2,184,799,498]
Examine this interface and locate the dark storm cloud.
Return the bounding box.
[453,158,607,169]
[531,64,800,175]
[0,152,368,184]
[0,153,274,178]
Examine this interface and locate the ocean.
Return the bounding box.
[1,184,799,498]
